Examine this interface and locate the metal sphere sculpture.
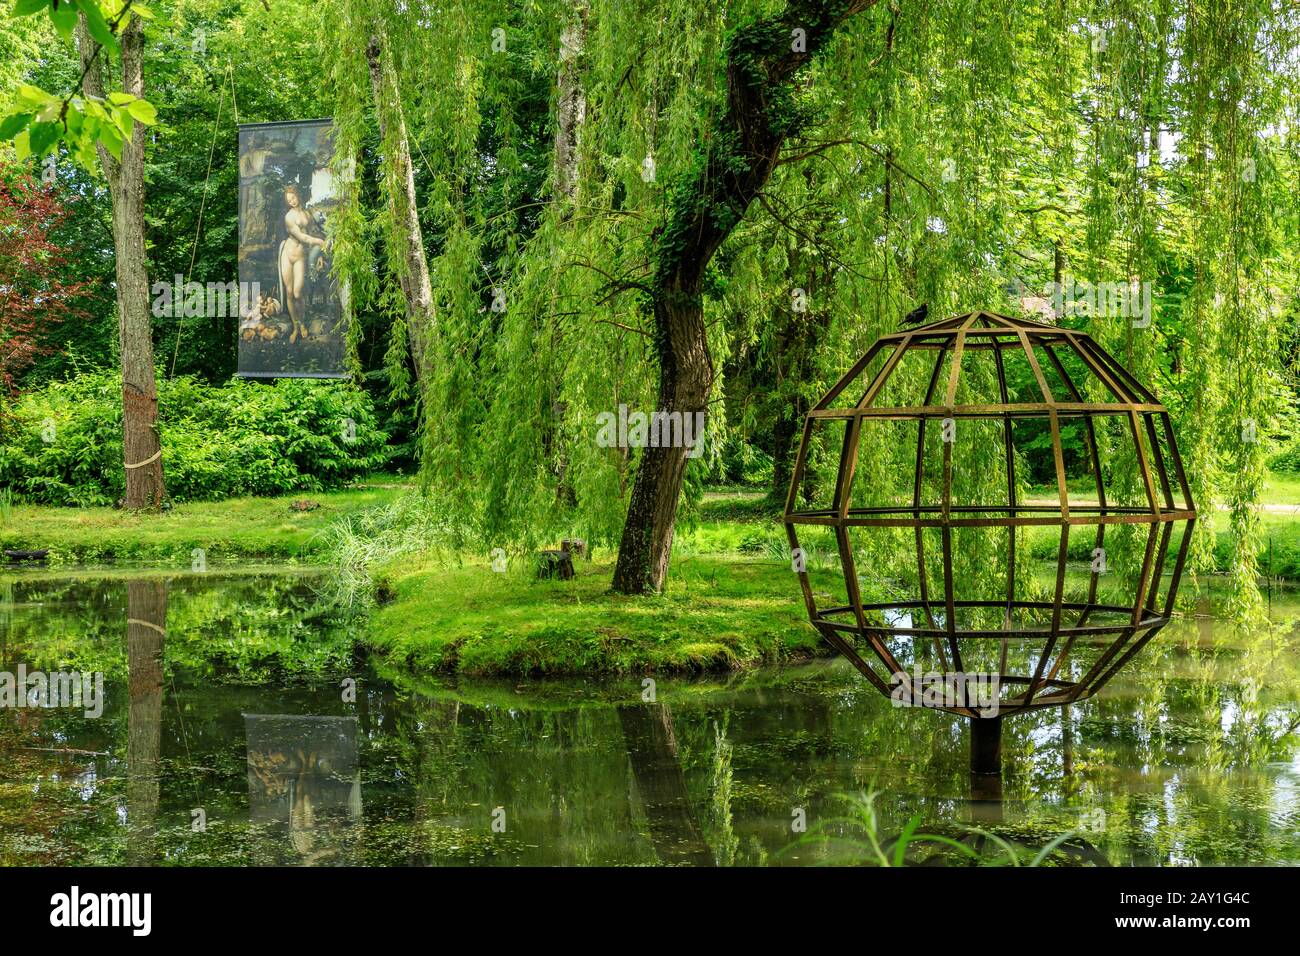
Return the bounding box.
[783,311,1195,764]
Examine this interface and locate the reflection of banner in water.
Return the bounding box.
[243,714,362,860]
[236,119,347,379]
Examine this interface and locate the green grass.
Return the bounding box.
[0,484,406,564]
[1026,468,1300,505]
[365,548,825,676]
[1220,511,1300,580]
[361,478,1300,678]
[692,488,780,522]
[1263,470,1300,506]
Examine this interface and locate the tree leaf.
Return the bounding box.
[97,122,122,161]
[50,0,78,39]
[113,105,134,139]
[27,121,61,157]
[74,0,117,49]
[107,91,135,106]
[13,128,30,161]
[15,84,56,109]
[74,137,100,174]
[125,98,156,125]
[0,111,33,141]
[13,0,49,17]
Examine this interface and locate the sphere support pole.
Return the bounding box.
[970,716,1002,776]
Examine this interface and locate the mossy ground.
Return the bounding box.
[365,546,826,676]
[364,474,1300,675]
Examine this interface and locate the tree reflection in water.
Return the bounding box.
[617,703,714,866]
[126,579,165,866]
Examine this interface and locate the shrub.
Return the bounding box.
[1269,439,1300,474]
[0,371,389,504]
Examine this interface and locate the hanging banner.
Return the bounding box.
[237,119,347,378]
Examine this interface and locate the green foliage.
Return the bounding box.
[791,790,1086,867]
[0,0,161,172]
[708,435,774,487]
[0,371,389,504]
[1272,446,1300,474]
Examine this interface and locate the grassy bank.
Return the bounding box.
[6,475,1298,676]
[366,549,824,676]
[361,479,1300,677]
[0,481,406,564]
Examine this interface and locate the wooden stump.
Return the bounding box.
[537,549,575,580]
[561,538,588,560]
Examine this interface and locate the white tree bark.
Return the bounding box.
[553,1,588,207]
[367,30,435,396]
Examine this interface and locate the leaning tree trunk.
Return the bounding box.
[611,293,712,593]
[78,15,165,510]
[366,30,435,397]
[611,0,879,594]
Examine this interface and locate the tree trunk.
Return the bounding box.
[611,0,879,593]
[549,3,589,503]
[78,16,165,509]
[366,31,435,396]
[554,1,588,207]
[611,294,712,593]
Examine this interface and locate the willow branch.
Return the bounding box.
[778,137,935,198]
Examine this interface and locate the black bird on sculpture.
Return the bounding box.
[902,302,929,325]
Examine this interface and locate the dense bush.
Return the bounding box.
[0,371,389,505]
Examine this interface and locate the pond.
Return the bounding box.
[1,566,1297,866]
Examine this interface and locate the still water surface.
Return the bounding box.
[1,567,1297,866]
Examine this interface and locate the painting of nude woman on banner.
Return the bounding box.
[237,119,347,378]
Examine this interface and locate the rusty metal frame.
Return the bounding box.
[783,311,1197,720]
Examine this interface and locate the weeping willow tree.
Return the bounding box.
[1174,0,1296,620]
[1069,0,1299,619]
[316,0,1297,611]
